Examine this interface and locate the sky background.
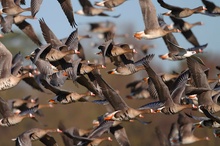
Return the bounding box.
[8,0,220,75]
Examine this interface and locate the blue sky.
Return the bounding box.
[11,0,220,74]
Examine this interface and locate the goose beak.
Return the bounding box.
[104,111,119,121]
[162,11,171,16]
[142,77,149,82]
[194,122,203,128]
[107,70,116,74]
[159,54,168,60]
[133,32,142,40]
[104,113,114,121]
[62,71,69,76]
[48,99,57,104]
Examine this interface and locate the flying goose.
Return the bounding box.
[107,54,154,75]
[91,70,154,122]
[0,96,36,127]
[95,0,127,8]
[202,0,220,16]
[134,0,180,40]
[0,41,33,91]
[75,0,120,18]
[0,0,31,16]
[157,0,207,18]
[142,58,196,115]
[13,128,62,146]
[187,57,220,113]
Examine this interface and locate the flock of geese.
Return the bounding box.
[0,0,220,146]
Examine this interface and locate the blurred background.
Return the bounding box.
[0,0,220,145]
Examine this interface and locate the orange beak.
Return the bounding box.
[48,99,57,104]
[142,77,149,82]
[155,109,162,113]
[107,71,115,74]
[196,124,203,128]
[133,33,142,40]
[62,71,69,76]
[104,114,114,121]
[159,54,167,60]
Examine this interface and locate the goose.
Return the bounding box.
[187,57,220,113]
[202,0,220,16]
[97,39,137,65]
[134,0,180,40]
[0,0,31,16]
[0,96,36,127]
[58,121,92,145]
[13,128,62,146]
[0,14,42,46]
[95,0,127,8]
[40,79,93,104]
[91,70,154,122]
[169,16,203,32]
[0,41,33,91]
[14,15,42,46]
[142,58,196,115]
[63,120,113,146]
[159,41,206,61]
[107,54,154,75]
[75,0,120,18]
[177,113,210,145]
[157,0,207,18]
[185,112,220,129]
[169,16,204,47]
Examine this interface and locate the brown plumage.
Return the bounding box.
[157,0,207,18]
